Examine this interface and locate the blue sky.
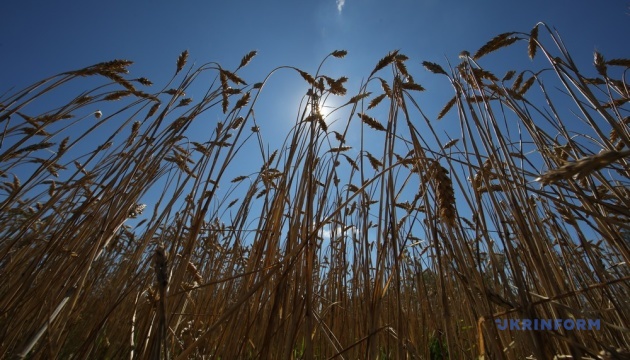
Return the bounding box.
[1,0,628,246]
[2,0,628,92]
[1,1,628,148]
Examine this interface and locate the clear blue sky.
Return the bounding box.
[2,0,628,91]
[2,1,628,130]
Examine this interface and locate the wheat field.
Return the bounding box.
[0,23,629,359]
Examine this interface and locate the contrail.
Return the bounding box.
[336,0,345,13]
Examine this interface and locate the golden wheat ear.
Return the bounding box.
[430,161,456,227]
[536,149,630,184]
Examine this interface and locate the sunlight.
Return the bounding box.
[317,101,336,120]
[284,86,344,131]
[309,94,342,130]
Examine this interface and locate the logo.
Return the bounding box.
[495,318,600,331]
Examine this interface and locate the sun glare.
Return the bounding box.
[313,97,342,129]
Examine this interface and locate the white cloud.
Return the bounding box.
[336,0,345,13]
[319,225,359,240]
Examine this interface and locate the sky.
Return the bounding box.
[1,0,628,246]
[2,0,628,93]
[1,0,628,138]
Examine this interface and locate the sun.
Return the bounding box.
[313,96,342,129]
[317,102,334,119]
[286,85,344,131]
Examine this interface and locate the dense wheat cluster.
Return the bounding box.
[1,24,628,359]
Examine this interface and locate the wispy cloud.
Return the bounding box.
[336,0,345,13]
[319,225,358,240]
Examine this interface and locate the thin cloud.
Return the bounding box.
[319,225,358,240]
[336,0,345,13]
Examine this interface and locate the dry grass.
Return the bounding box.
[1,23,629,359]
